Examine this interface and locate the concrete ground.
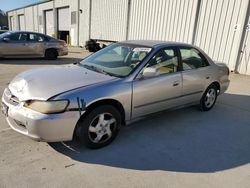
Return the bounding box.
[0,50,250,188]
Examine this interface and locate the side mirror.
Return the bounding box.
[3,38,10,43]
[142,67,160,78]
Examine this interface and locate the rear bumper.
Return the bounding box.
[58,47,68,56]
[220,79,230,94]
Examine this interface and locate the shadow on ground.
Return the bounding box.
[50,93,250,172]
[0,57,82,65]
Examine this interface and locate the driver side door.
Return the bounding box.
[132,47,183,118]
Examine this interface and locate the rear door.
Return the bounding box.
[26,33,45,56]
[0,32,29,56]
[132,47,183,118]
[179,47,211,103]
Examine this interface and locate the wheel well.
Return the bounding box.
[86,99,125,122]
[73,99,126,139]
[45,48,58,56]
[211,81,220,94]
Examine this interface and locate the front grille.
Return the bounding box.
[3,88,20,106]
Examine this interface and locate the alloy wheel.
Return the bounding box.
[88,113,117,144]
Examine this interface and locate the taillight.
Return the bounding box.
[62,41,67,47]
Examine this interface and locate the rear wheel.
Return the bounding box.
[200,84,218,111]
[44,49,58,60]
[77,105,121,149]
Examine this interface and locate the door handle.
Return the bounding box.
[173,81,179,86]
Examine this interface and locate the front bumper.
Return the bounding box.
[2,89,79,142]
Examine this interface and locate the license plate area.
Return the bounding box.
[1,103,9,117]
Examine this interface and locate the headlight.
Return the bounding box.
[24,100,69,114]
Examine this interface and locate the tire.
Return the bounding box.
[200,84,218,111]
[78,105,121,149]
[44,49,58,60]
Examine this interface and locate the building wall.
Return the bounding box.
[90,0,129,41]
[32,5,39,32]
[8,12,15,30]
[37,1,53,34]
[24,7,34,31]
[67,0,78,46]
[237,5,250,75]
[194,0,249,72]
[6,0,250,75]
[128,0,198,43]
[79,0,90,46]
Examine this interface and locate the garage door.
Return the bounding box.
[18,15,25,30]
[58,7,70,31]
[45,10,54,36]
[10,16,14,30]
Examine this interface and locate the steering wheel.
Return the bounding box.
[129,62,140,69]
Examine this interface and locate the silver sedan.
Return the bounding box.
[0,31,68,60]
[1,41,230,148]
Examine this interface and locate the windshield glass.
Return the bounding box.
[0,32,11,39]
[80,43,152,77]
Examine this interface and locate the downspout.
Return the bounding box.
[191,0,202,45]
[88,0,92,40]
[77,0,80,46]
[125,0,131,40]
[24,8,26,30]
[32,6,35,31]
[53,0,57,39]
[37,5,39,32]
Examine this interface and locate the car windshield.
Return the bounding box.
[0,32,11,39]
[80,43,152,77]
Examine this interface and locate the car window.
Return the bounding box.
[7,33,28,41]
[80,43,152,77]
[29,34,44,42]
[180,48,208,70]
[146,48,179,75]
[95,46,125,62]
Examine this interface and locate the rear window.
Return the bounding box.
[180,48,209,70]
[29,33,44,42]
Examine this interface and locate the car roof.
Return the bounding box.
[119,40,194,48]
[5,31,49,37]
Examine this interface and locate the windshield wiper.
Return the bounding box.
[82,64,101,73]
[82,64,117,77]
[101,70,120,77]
[82,64,124,77]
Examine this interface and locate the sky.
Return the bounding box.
[0,0,44,11]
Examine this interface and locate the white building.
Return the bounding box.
[7,0,250,75]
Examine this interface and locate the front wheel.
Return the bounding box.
[77,105,121,149]
[200,84,218,111]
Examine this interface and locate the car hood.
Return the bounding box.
[8,64,116,101]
